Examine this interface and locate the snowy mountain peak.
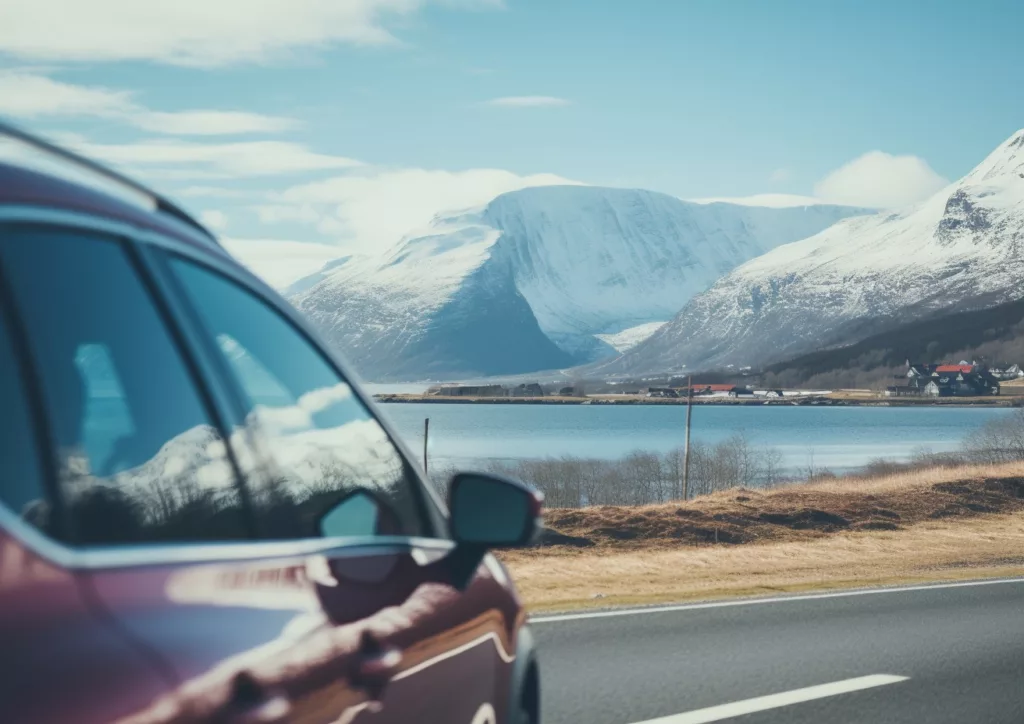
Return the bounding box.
[290,185,869,381]
[964,127,1024,183]
[604,129,1024,377]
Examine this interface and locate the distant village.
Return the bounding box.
[427,381,802,400]
[884,362,1023,398]
[426,382,547,398]
[419,360,1024,403]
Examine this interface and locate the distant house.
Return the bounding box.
[903,361,1001,397]
[646,387,679,398]
[923,380,950,397]
[694,384,749,398]
[990,364,1023,381]
[429,384,506,397]
[509,382,545,397]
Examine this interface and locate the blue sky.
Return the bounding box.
[1,0,1022,285]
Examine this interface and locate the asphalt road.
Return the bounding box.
[531,578,1024,723]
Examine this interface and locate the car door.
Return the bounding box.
[153,249,523,724]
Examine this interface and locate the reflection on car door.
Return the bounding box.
[87,540,520,724]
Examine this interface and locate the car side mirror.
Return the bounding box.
[448,471,543,547]
[442,472,543,590]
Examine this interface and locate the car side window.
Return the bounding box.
[168,257,431,541]
[0,228,247,545]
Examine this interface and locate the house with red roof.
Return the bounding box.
[891,361,1000,397]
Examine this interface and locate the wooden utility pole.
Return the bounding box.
[423,417,430,475]
[682,376,693,500]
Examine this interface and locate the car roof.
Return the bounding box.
[0,162,234,260]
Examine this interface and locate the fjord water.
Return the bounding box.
[377,403,1012,474]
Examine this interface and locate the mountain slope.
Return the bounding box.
[290,186,869,380]
[760,295,1024,390]
[602,129,1024,376]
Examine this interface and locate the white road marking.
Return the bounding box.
[630,674,909,724]
[530,576,1024,623]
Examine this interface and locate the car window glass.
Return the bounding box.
[0,296,49,534]
[169,257,429,540]
[0,229,247,545]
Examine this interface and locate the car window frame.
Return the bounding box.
[0,224,71,541]
[145,246,447,542]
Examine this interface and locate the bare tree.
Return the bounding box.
[965,408,1024,463]
[761,446,785,489]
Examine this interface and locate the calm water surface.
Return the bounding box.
[377,403,1012,474]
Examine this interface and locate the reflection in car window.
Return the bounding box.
[169,258,429,540]
[0,229,247,544]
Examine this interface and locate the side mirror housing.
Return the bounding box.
[448,471,543,547]
[442,472,543,590]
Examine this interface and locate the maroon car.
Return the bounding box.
[0,124,542,724]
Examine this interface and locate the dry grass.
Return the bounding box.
[802,460,1024,493]
[505,513,1024,611]
[538,461,1024,548]
[505,461,1024,611]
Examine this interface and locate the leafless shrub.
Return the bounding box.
[465,435,789,508]
[964,408,1024,463]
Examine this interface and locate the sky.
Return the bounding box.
[1,0,1023,287]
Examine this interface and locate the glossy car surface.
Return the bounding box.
[0,155,541,724]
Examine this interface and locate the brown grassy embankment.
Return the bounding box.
[503,462,1024,611]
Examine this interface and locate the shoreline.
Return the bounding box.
[372,393,1018,408]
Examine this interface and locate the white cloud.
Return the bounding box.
[0,0,501,66]
[0,70,297,135]
[199,209,229,231]
[65,137,363,178]
[0,70,133,116]
[132,110,298,135]
[220,238,345,289]
[814,151,948,209]
[267,167,581,252]
[485,96,570,108]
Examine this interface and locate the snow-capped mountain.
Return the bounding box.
[289,186,869,380]
[601,129,1024,376]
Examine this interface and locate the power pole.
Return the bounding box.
[423,417,430,475]
[682,376,693,500]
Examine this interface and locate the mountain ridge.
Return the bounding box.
[597,129,1024,377]
[290,185,870,381]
